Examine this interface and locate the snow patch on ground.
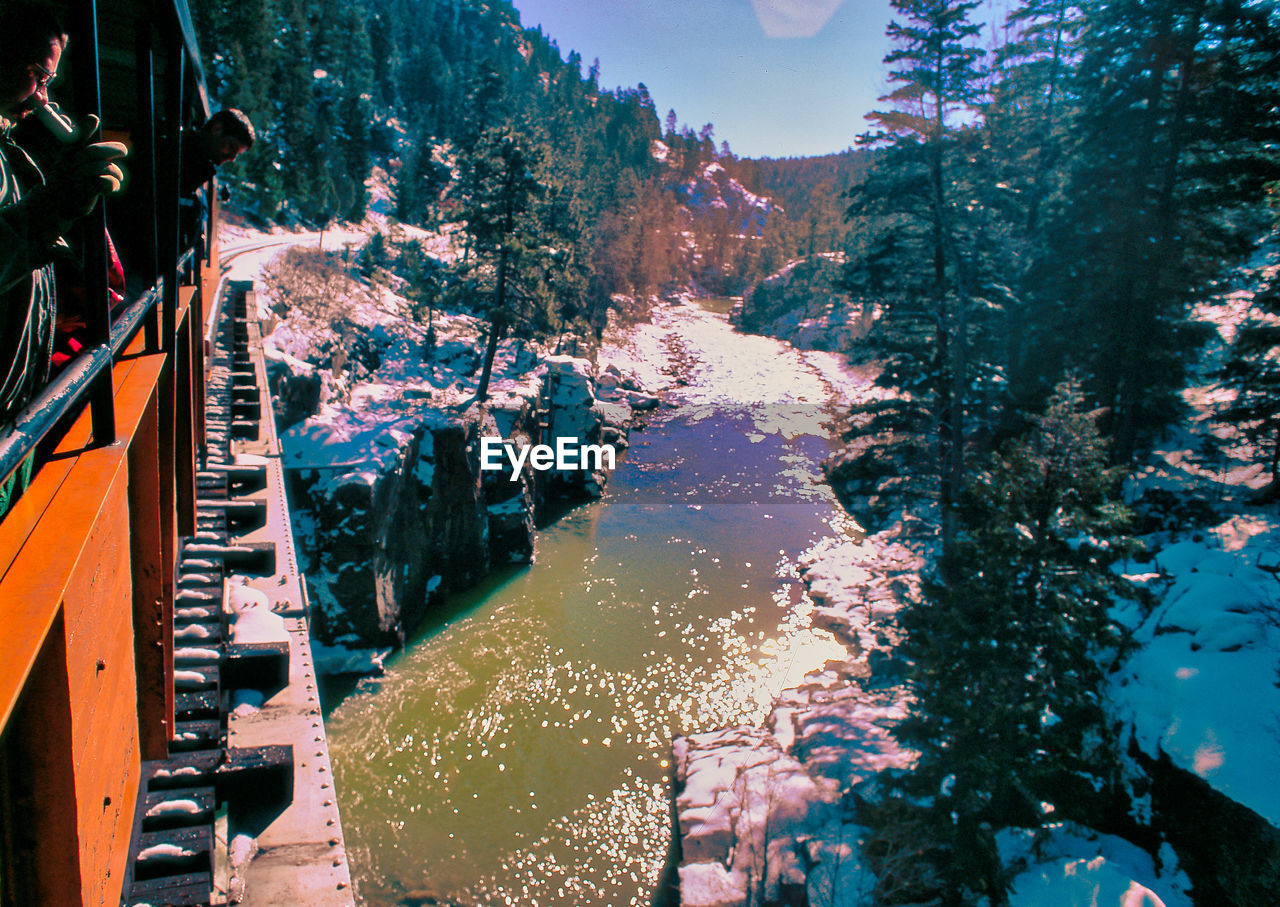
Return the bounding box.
[999,824,1193,907]
[1109,267,1280,829]
[1111,521,1280,826]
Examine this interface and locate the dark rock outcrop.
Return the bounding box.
[265,353,323,430]
[1142,749,1280,903]
[293,407,514,648]
[285,359,629,650]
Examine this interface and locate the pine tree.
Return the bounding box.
[396,126,450,223]
[455,127,550,400]
[398,237,448,356]
[981,0,1085,411]
[845,0,988,545]
[270,0,317,221]
[1040,0,1280,460]
[988,0,1084,232]
[331,0,375,220]
[366,4,402,113]
[894,377,1141,900]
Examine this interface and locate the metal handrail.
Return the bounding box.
[0,346,115,488]
[0,249,195,489]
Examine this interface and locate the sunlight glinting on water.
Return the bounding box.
[458,590,845,906]
[331,546,848,903]
[326,384,855,904]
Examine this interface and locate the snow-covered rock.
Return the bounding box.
[541,356,614,501]
[287,405,529,647]
[675,726,841,905]
[263,345,324,428]
[1110,518,1280,828]
[998,824,1192,907]
[673,517,921,905]
[675,160,780,238]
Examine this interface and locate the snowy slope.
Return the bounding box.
[1108,261,1280,833]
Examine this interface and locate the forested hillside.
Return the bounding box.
[189,0,826,348]
[747,149,874,256]
[829,0,1280,899]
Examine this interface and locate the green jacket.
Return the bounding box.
[0,116,60,424]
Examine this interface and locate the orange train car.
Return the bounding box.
[0,0,214,903]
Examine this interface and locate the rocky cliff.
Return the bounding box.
[271,348,630,651]
[738,253,874,353]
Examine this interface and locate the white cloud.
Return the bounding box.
[749,0,844,38]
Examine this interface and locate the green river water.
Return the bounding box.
[325,339,854,905]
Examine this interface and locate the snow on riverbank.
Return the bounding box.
[600,296,857,408]
[1112,520,1280,828]
[1106,277,1280,837]
[999,824,1192,907]
[672,501,926,906]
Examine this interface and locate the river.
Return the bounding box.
[324,299,860,905]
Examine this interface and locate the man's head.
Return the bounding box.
[0,6,67,123]
[200,108,255,165]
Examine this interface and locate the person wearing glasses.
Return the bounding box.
[0,4,126,510]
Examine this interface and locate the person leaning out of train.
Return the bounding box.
[180,108,254,198]
[179,107,254,254]
[0,5,127,509]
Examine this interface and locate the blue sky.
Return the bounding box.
[511,0,900,159]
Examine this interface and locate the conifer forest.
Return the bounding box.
[191,0,1280,900]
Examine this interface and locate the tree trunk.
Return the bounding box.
[476,244,510,402]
